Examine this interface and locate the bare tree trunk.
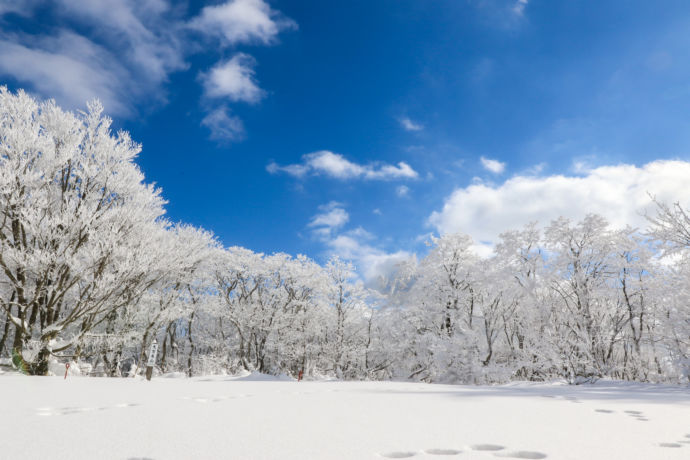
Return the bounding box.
[187,311,195,377]
[0,309,10,357]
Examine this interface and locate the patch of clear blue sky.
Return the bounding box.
[4,0,690,262]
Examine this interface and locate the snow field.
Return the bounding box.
[1,374,688,460]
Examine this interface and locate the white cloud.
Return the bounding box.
[512,0,529,16]
[309,202,350,233]
[189,0,296,46]
[480,156,506,174]
[201,54,264,104]
[201,106,245,141]
[0,31,131,115]
[523,162,546,176]
[399,117,423,131]
[266,161,308,177]
[56,0,185,84]
[268,151,419,181]
[429,160,690,249]
[0,0,41,16]
[327,234,413,282]
[396,185,410,197]
[0,0,293,135]
[308,203,413,282]
[0,1,188,116]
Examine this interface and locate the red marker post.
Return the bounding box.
[64,363,70,380]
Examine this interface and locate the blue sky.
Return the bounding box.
[3,0,690,280]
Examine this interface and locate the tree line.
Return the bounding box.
[0,88,688,383]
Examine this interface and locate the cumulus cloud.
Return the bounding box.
[309,202,350,236]
[201,106,245,141]
[308,203,413,282]
[396,185,410,197]
[267,151,419,181]
[0,0,294,134]
[480,156,506,174]
[429,160,690,249]
[200,54,264,104]
[399,117,423,131]
[189,0,296,46]
[327,233,413,282]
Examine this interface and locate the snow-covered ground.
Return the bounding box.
[1,373,688,460]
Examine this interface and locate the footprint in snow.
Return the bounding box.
[424,448,461,455]
[380,452,417,458]
[39,403,141,417]
[623,410,648,421]
[495,452,547,459]
[659,443,682,448]
[37,407,89,416]
[471,444,505,451]
[115,403,139,408]
[594,409,614,413]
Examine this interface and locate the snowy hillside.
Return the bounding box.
[1,374,688,460]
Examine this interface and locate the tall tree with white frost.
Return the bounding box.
[0,88,166,374]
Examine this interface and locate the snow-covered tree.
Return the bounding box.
[0,88,168,374]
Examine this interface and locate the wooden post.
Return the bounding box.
[146,339,158,381]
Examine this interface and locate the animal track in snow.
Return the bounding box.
[495,451,547,459]
[594,409,614,413]
[471,444,505,451]
[621,410,649,421]
[424,448,461,455]
[115,403,139,408]
[36,402,139,417]
[380,444,545,458]
[659,443,682,448]
[182,394,254,404]
[380,451,418,458]
[37,406,86,416]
